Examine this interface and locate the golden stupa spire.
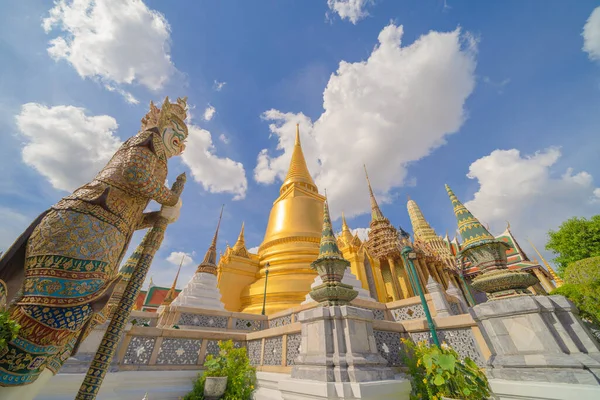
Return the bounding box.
[232,222,250,258]
[407,197,437,242]
[280,124,316,194]
[161,254,184,306]
[528,239,564,287]
[196,205,224,275]
[363,164,386,222]
[340,211,354,245]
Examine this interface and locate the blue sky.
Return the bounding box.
[1,0,599,288]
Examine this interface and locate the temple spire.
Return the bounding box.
[407,197,437,241]
[445,184,495,249]
[528,239,564,287]
[280,124,316,194]
[316,198,344,260]
[162,254,184,306]
[341,212,350,232]
[363,164,386,222]
[231,221,250,258]
[196,204,224,274]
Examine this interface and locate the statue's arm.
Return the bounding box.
[122,147,178,207]
[137,211,160,230]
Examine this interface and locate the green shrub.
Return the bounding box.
[551,282,600,327]
[563,256,600,286]
[183,340,256,400]
[0,311,20,351]
[401,338,491,400]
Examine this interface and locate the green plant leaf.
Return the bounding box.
[437,354,456,372]
[433,374,445,386]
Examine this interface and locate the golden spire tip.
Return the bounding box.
[295,123,300,145]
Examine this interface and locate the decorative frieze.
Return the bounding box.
[286,333,302,366]
[269,314,292,328]
[123,336,156,365]
[263,336,283,365]
[234,318,262,331]
[157,338,202,365]
[205,340,220,358]
[178,313,228,328]
[409,328,484,366]
[247,339,262,366]
[390,304,425,321]
[374,330,403,367]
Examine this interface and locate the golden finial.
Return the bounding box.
[527,239,563,287]
[506,220,511,230]
[280,123,316,193]
[363,164,385,222]
[161,254,184,306]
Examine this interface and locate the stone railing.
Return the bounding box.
[156,305,267,332]
[117,325,247,370]
[245,319,302,373]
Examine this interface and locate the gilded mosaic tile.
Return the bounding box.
[234,318,262,331]
[390,304,425,321]
[263,336,283,365]
[268,315,292,328]
[374,330,403,367]
[123,336,156,365]
[247,340,262,366]
[157,338,202,365]
[178,313,228,328]
[286,333,302,366]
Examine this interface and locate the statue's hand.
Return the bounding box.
[161,197,182,223]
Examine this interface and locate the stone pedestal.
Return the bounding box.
[471,295,600,386]
[278,306,410,399]
[425,276,452,317]
[170,272,224,310]
[302,270,374,305]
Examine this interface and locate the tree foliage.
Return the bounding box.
[551,256,600,328]
[545,215,600,275]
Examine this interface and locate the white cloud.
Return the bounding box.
[181,124,247,200]
[203,105,216,121]
[16,103,122,192]
[214,80,227,91]
[219,134,230,144]
[166,251,195,267]
[254,24,477,219]
[327,0,373,24]
[583,7,600,61]
[43,0,175,95]
[248,246,259,254]
[463,148,600,259]
[104,84,139,104]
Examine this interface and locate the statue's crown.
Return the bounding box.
[141,96,188,133]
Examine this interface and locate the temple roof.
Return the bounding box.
[407,198,439,242]
[280,124,317,194]
[445,184,495,249]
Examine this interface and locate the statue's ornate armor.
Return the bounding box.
[0,97,187,386]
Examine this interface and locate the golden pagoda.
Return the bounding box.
[218,124,325,314]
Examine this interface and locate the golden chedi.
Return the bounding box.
[238,125,325,314]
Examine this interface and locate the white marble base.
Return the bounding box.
[33,370,197,400]
[171,272,225,310]
[278,376,411,400]
[489,378,600,400]
[301,269,374,305]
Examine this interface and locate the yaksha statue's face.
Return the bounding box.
[162,118,188,157]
